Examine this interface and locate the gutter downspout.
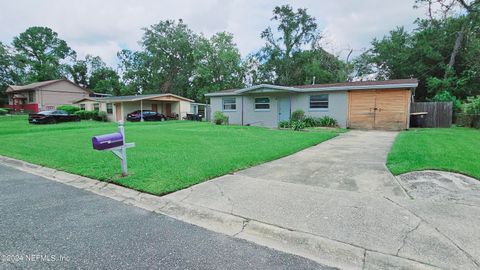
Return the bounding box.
[241,96,244,126]
[140,99,144,122]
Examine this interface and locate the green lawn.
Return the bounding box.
[387,127,480,179]
[0,116,338,195]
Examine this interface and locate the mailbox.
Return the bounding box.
[92,132,124,150]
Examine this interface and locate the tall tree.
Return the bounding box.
[415,0,480,76]
[117,49,153,95]
[192,32,244,101]
[68,55,105,88]
[89,67,123,95]
[258,5,320,85]
[12,26,75,82]
[141,19,197,96]
[354,10,480,101]
[251,5,347,86]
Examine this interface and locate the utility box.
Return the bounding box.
[92,132,124,150]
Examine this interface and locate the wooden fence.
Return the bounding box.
[410,102,453,128]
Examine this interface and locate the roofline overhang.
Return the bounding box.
[95,93,194,103]
[296,82,419,92]
[205,82,418,97]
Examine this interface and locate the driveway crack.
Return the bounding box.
[384,196,480,267]
[233,219,250,237]
[361,249,367,270]
[396,220,422,255]
[213,182,235,214]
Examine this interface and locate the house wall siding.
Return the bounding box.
[209,91,348,128]
[210,96,243,125]
[292,91,348,128]
[37,81,90,110]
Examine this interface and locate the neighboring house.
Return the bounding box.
[73,93,202,122]
[205,79,419,130]
[5,79,91,113]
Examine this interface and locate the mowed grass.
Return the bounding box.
[387,127,480,179]
[0,116,338,195]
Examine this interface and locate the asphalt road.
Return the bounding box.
[0,164,333,269]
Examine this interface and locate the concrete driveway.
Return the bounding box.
[164,130,480,269]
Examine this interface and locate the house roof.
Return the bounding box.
[204,79,419,97]
[73,93,194,103]
[6,79,92,93]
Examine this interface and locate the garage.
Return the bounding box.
[347,89,411,130]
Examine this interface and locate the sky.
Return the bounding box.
[0,0,427,66]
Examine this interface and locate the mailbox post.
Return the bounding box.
[92,121,135,176]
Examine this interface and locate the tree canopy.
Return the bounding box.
[1,3,479,105]
[249,5,348,86]
[355,0,480,101]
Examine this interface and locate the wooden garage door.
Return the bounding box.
[348,89,410,130]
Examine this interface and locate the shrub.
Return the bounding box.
[74,110,98,120]
[291,120,306,131]
[319,116,337,127]
[278,120,291,128]
[0,108,7,115]
[462,96,480,114]
[303,116,320,127]
[95,111,108,122]
[291,110,305,121]
[213,111,228,125]
[57,105,80,114]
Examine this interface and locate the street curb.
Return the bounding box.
[0,155,444,270]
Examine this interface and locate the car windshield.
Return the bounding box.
[38,111,54,115]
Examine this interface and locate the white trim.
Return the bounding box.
[308,109,329,112]
[205,92,238,97]
[297,83,418,92]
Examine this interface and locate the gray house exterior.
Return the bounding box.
[205,79,418,130]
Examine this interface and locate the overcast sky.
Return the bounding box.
[0,0,427,66]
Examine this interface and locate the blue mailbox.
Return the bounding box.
[92,122,135,176]
[92,132,124,150]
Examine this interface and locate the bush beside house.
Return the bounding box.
[74,110,107,121]
[213,111,229,125]
[56,105,80,114]
[280,110,338,131]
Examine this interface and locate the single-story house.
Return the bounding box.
[205,79,418,130]
[5,79,91,113]
[73,93,208,122]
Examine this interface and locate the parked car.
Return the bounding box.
[126,110,166,122]
[28,110,80,124]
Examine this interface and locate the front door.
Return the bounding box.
[165,103,171,116]
[115,103,122,122]
[277,97,291,122]
[151,103,158,112]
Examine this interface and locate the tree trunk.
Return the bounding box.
[445,25,465,78]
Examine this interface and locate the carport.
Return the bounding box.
[81,93,194,122]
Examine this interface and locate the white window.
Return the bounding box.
[79,104,85,110]
[254,97,270,110]
[93,103,100,111]
[222,97,236,111]
[310,94,329,109]
[106,103,113,114]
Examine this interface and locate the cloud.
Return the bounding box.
[0,0,427,66]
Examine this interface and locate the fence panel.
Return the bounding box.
[410,102,453,128]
